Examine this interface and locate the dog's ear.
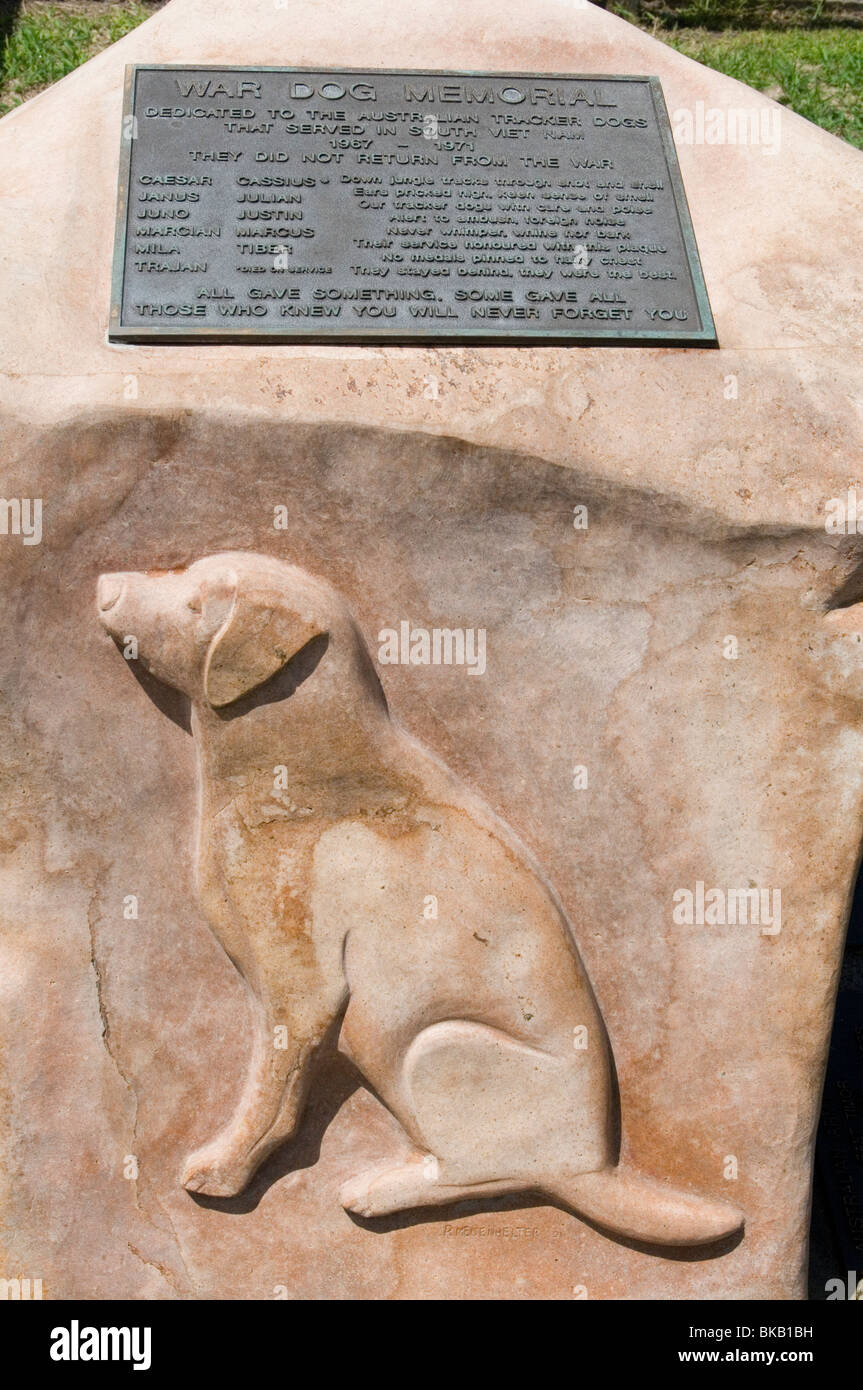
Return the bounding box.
[203,581,321,709]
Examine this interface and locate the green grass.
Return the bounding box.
[0,3,156,116]
[661,28,863,146]
[616,0,850,30]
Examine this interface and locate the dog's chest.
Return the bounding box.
[195,799,317,921]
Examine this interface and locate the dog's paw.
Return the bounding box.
[339,1172,378,1218]
[182,1147,252,1198]
[340,1157,439,1218]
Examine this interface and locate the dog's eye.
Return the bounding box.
[187,597,202,614]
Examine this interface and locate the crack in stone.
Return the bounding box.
[87,885,196,1297]
[126,1241,182,1297]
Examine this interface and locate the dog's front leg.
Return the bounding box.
[182,979,347,1199]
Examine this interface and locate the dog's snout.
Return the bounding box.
[97,573,125,612]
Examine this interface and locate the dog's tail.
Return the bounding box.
[550,1167,743,1247]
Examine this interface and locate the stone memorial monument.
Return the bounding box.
[1,0,862,1301]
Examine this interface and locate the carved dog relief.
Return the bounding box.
[97,552,743,1247]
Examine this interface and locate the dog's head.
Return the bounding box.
[97,552,335,708]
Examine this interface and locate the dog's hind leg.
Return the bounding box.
[340,1154,529,1219]
[341,1019,609,1219]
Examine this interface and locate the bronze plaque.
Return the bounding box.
[110,67,716,345]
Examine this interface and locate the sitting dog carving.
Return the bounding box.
[97,552,743,1246]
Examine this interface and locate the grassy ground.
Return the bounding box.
[625,0,863,28]
[0,3,158,116]
[1,0,862,149]
[657,26,863,144]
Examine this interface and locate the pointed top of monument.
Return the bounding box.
[1,0,861,526]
